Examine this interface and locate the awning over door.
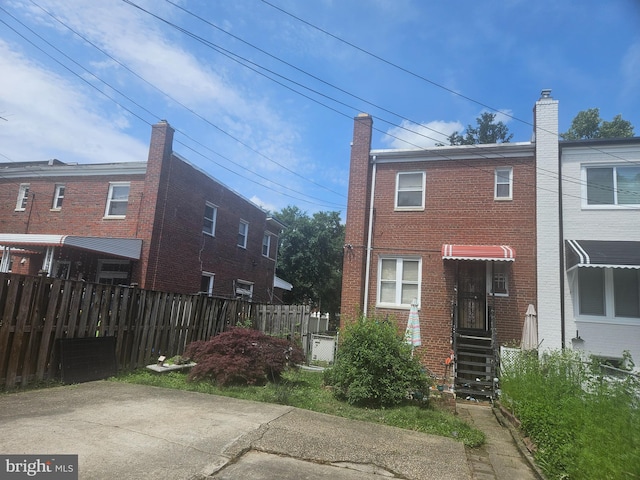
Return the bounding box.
[442,244,516,261]
[565,240,640,270]
[0,234,142,260]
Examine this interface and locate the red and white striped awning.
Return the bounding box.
[442,244,516,261]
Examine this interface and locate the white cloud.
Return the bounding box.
[0,40,147,164]
[383,120,463,149]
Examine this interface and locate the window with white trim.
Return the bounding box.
[395,172,425,210]
[52,184,65,209]
[377,257,421,308]
[487,262,509,296]
[203,202,217,236]
[495,167,513,200]
[262,233,271,257]
[16,184,29,211]
[105,182,130,217]
[576,267,640,320]
[584,165,640,207]
[236,280,253,300]
[238,220,249,248]
[200,272,215,296]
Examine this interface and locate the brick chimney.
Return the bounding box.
[138,120,175,289]
[341,113,373,321]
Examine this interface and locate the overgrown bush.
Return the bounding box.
[323,316,430,407]
[184,328,305,386]
[500,349,640,480]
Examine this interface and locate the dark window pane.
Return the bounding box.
[586,168,614,205]
[579,268,605,315]
[614,269,640,318]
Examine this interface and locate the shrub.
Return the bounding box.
[184,328,305,386]
[324,316,430,407]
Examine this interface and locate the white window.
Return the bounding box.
[203,202,217,236]
[395,172,425,210]
[495,167,513,200]
[576,268,640,321]
[236,280,253,300]
[52,184,65,209]
[238,220,249,248]
[96,259,130,285]
[16,184,30,211]
[377,257,421,308]
[105,182,130,217]
[584,165,640,207]
[487,262,509,296]
[200,272,215,296]
[262,233,271,257]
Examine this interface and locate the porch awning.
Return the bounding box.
[0,234,142,260]
[442,244,516,261]
[565,240,640,270]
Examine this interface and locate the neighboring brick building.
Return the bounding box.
[341,93,559,396]
[0,121,285,303]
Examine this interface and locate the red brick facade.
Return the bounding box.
[341,114,537,375]
[0,122,282,302]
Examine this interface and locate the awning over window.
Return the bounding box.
[0,234,142,260]
[442,244,515,261]
[565,240,640,270]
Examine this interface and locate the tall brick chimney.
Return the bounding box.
[341,113,373,322]
[534,90,562,350]
[138,120,175,290]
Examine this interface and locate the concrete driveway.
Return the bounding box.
[0,381,471,479]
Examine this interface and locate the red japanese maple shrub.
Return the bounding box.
[184,328,305,386]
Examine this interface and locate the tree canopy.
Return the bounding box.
[562,108,634,140]
[274,206,344,325]
[446,112,513,145]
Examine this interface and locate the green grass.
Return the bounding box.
[113,367,485,447]
[500,349,640,480]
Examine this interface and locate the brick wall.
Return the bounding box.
[340,113,538,374]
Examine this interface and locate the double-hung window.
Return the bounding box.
[584,165,640,207]
[395,172,425,210]
[378,257,421,308]
[16,184,30,211]
[105,182,130,217]
[238,220,249,248]
[203,202,217,236]
[495,167,513,200]
[52,184,65,210]
[262,233,271,257]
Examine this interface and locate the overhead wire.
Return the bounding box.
[1,5,346,210]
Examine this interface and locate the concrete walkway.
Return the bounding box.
[457,403,542,480]
[0,382,542,479]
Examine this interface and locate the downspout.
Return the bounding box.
[558,146,566,348]
[363,158,377,317]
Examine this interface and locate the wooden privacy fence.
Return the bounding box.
[0,273,311,389]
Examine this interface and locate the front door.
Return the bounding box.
[457,262,487,332]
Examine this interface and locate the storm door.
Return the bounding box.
[457,262,487,332]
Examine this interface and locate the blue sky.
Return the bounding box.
[1,0,639,217]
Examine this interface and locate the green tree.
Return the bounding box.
[562,108,634,140]
[274,206,344,325]
[447,112,513,145]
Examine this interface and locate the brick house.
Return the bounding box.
[0,121,286,303]
[342,93,558,396]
